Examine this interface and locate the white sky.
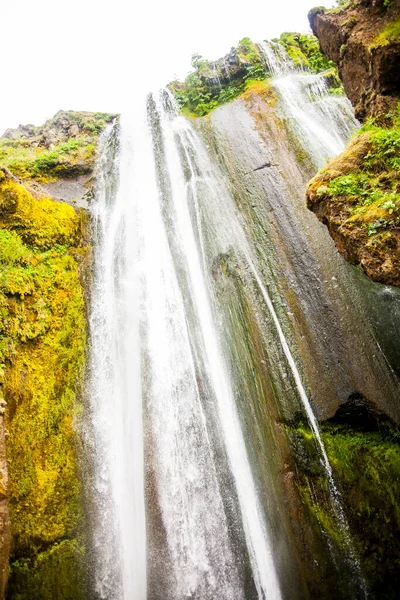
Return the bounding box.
[1,0,335,134]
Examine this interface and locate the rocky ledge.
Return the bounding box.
[0,111,116,208]
[306,125,400,286]
[307,0,400,285]
[309,0,400,122]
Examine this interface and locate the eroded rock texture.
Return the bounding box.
[309,0,400,121]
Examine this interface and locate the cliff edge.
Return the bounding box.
[309,0,400,121]
[307,0,400,285]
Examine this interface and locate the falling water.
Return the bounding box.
[260,41,356,167]
[212,62,222,88]
[89,94,283,599]
[88,114,148,599]
[89,41,368,597]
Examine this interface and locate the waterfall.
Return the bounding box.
[260,41,357,167]
[89,94,283,599]
[88,113,148,599]
[88,42,369,597]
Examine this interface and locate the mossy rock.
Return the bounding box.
[306,106,400,285]
[0,171,87,598]
[7,540,86,600]
[287,413,400,598]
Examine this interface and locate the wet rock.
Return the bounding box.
[309,0,400,121]
[327,392,385,431]
[69,123,80,136]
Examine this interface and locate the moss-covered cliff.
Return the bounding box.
[307,0,400,285]
[0,111,113,599]
[169,32,338,116]
[307,106,400,284]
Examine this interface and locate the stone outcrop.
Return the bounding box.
[307,0,400,285]
[309,0,400,121]
[306,130,400,286]
[0,111,116,208]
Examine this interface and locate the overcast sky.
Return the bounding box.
[2,0,335,133]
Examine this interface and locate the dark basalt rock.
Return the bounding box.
[327,392,387,431]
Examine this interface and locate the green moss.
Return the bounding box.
[311,104,400,247]
[7,540,86,600]
[273,31,336,73]
[288,419,400,597]
[237,37,261,64]
[0,175,87,598]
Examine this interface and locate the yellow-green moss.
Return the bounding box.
[0,175,87,598]
[240,80,277,105]
[0,180,78,249]
[372,18,400,47]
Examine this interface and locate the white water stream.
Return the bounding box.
[260,41,356,167]
[89,42,365,599]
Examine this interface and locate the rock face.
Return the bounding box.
[309,0,400,121]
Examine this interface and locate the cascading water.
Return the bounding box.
[89,95,283,599]
[87,40,394,599]
[88,114,148,599]
[260,41,356,167]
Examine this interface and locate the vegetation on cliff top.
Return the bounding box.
[169,32,338,117]
[307,104,400,285]
[0,111,115,184]
[0,171,87,599]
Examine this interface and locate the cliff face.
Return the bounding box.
[309,0,400,121]
[307,0,400,286]
[0,112,114,599]
[195,72,400,595]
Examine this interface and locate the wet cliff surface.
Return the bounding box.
[0,113,113,599]
[192,80,400,597]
